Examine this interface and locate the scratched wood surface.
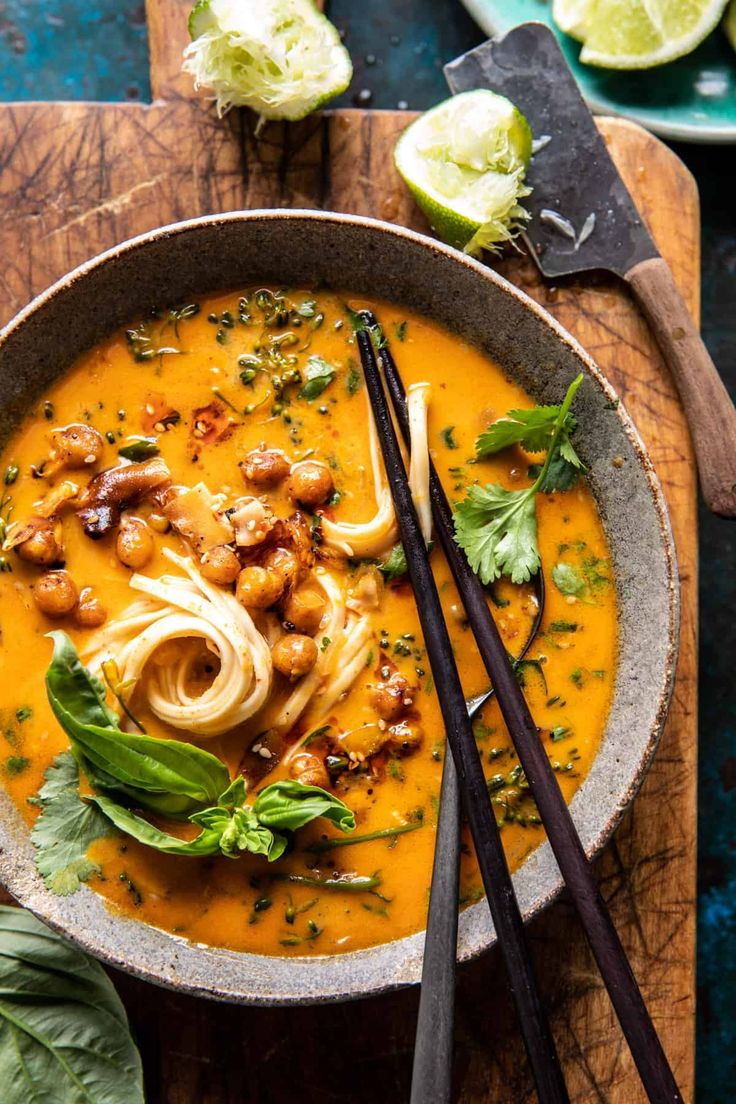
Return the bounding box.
[0,1,698,1100]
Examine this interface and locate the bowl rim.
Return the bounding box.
[0,208,679,1005]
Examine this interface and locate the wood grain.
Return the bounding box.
[0,1,697,1100]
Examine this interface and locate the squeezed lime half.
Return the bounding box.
[183,0,352,120]
[394,90,532,257]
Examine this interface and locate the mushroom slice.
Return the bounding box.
[228,497,276,548]
[162,482,234,553]
[33,480,80,519]
[76,458,171,539]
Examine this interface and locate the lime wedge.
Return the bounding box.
[578,0,728,69]
[183,0,352,120]
[725,0,736,50]
[394,91,532,257]
[552,0,593,42]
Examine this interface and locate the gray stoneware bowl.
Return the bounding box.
[0,210,678,1005]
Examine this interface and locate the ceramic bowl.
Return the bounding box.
[0,210,678,1004]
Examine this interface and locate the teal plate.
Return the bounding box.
[460,0,736,142]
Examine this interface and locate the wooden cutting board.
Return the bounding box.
[0,1,698,1100]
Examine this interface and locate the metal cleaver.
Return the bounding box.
[445,22,736,518]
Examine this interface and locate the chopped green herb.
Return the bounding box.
[551,726,571,742]
[440,425,458,450]
[345,358,362,396]
[548,620,578,633]
[5,756,29,776]
[394,320,408,342]
[15,706,32,724]
[3,463,19,486]
[305,821,423,852]
[552,562,586,597]
[118,438,160,462]
[379,543,407,582]
[302,724,332,747]
[298,356,336,400]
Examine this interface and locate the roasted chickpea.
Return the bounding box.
[289,752,330,790]
[287,460,334,508]
[236,565,285,609]
[33,570,79,618]
[12,518,64,567]
[75,586,107,628]
[260,546,303,591]
[50,424,104,469]
[200,544,240,586]
[282,586,326,635]
[240,448,290,487]
[371,673,414,722]
[385,720,424,755]
[116,517,154,570]
[271,634,318,680]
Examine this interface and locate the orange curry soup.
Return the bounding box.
[0,288,616,956]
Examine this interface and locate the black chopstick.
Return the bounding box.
[355,326,569,1104]
[410,753,461,1104]
[363,312,683,1104]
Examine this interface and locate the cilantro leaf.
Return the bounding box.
[551,562,587,596]
[476,390,585,492]
[454,375,584,584]
[31,751,115,895]
[476,405,564,455]
[378,543,408,582]
[453,483,539,584]
[298,356,336,400]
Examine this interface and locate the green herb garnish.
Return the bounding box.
[453,376,583,584]
[298,355,337,400]
[378,543,407,582]
[118,438,160,462]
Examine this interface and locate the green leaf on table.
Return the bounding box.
[31,752,115,896]
[253,779,356,834]
[0,905,144,1104]
[298,356,336,400]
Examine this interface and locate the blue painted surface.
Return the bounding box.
[0,3,734,1099]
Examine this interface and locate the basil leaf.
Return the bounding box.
[0,905,144,1104]
[298,356,336,400]
[90,796,222,856]
[46,630,119,730]
[46,633,230,814]
[191,805,287,861]
[92,797,288,862]
[31,752,115,895]
[118,438,160,462]
[253,780,356,834]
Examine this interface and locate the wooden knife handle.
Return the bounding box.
[626,255,736,518]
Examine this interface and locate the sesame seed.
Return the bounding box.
[258,747,272,759]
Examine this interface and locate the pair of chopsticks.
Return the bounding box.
[355,313,683,1104]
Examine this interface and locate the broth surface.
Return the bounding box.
[0,289,616,956]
